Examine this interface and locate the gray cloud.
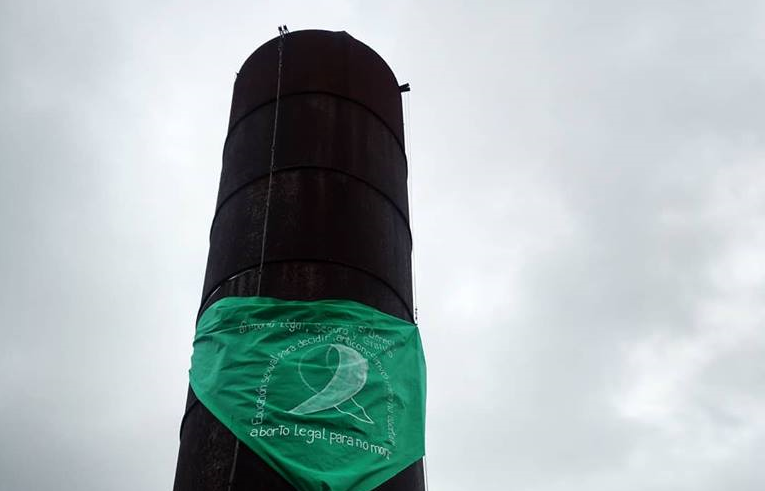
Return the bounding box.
[2,1,764,490]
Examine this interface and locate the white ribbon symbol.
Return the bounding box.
[289,344,374,424]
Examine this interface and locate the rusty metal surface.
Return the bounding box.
[219,94,409,221]
[228,30,405,149]
[202,168,413,319]
[174,29,424,490]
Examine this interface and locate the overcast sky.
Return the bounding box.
[2,1,765,490]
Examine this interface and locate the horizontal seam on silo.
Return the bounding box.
[210,166,413,244]
[198,259,415,323]
[224,91,408,163]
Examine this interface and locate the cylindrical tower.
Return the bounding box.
[174,29,424,490]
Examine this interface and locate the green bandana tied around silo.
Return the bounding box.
[189,296,426,491]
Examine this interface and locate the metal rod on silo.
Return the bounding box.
[173,29,425,490]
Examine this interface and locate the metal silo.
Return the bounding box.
[173,29,425,491]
